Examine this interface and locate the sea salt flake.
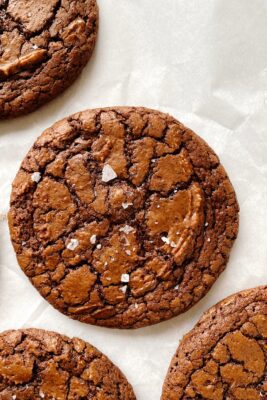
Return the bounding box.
[174,284,179,290]
[39,391,45,399]
[104,262,108,266]
[154,221,159,225]
[119,225,134,234]
[205,222,209,227]
[125,250,132,256]
[134,303,138,309]
[161,236,170,245]
[32,44,38,49]
[122,202,133,209]
[31,172,41,183]
[120,285,127,294]
[96,244,102,249]
[102,164,117,182]
[170,241,177,248]
[90,234,97,244]
[106,277,111,281]
[67,238,79,251]
[121,273,130,283]
[207,237,211,242]
[12,396,16,400]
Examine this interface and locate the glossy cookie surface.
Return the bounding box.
[9,107,239,328]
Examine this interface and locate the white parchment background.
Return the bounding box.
[0,1,267,398]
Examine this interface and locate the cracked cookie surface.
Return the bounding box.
[0,0,98,118]
[161,286,267,400]
[8,107,239,329]
[0,328,136,399]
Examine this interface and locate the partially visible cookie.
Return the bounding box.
[0,328,136,399]
[0,0,98,118]
[8,107,239,329]
[162,286,267,400]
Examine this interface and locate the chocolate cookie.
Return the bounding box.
[8,107,239,328]
[0,0,98,118]
[162,286,267,400]
[0,328,136,399]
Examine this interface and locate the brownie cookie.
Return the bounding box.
[8,107,239,329]
[0,0,98,118]
[162,286,267,400]
[0,328,136,399]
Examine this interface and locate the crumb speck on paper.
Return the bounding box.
[67,238,79,251]
[102,164,117,182]
[0,213,6,222]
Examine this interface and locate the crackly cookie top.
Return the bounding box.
[0,328,136,399]
[8,107,239,328]
[0,0,98,118]
[162,286,267,400]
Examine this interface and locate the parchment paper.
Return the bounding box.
[0,1,267,398]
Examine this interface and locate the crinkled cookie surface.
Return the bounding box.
[0,328,136,399]
[9,107,239,328]
[0,0,98,118]
[162,286,267,400]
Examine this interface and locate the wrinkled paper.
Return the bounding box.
[0,1,267,398]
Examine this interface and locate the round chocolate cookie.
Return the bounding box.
[8,107,239,328]
[0,0,98,118]
[0,328,136,399]
[162,286,267,400]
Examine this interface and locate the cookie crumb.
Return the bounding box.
[102,164,117,182]
[67,238,79,251]
[31,172,41,183]
[90,234,97,244]
[121,273,130,283]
